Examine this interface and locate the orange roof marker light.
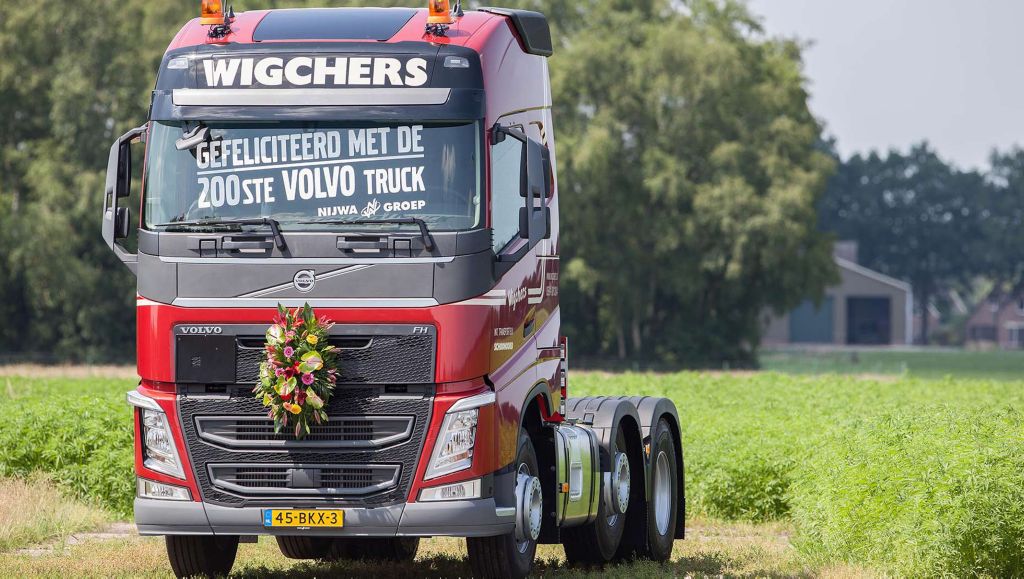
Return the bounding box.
[201,0,235,39]
[426,0,461,36]
[200,0,224,25]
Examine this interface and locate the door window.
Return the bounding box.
[490,136,523,253]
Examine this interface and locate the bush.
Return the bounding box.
[790,407,1024,577]
[0,378,135,517]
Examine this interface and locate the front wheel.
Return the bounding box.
[166,535,238,578]
[466,430,540,579]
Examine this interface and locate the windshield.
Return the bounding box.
[144,121,481,231]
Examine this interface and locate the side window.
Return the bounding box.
[490,136,523,253]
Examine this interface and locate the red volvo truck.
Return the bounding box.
[103,2,684,577]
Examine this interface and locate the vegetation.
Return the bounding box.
[760,348,1024,380]
[3,366,1024,574]
[0,523,861,578]
[791,407,1024,577]
[0,475,109,553]
[0,0,837,366]
[0,378,135,517]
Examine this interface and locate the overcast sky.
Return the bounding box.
[746,0,1024,170]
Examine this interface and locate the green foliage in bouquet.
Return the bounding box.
[253,303,339,439]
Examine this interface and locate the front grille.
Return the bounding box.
[209,464,401,496]
[195,415,415,449]
[235,334,434,385]
[179,385,433,508]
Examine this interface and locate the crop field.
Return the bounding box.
[1,352,1023,577]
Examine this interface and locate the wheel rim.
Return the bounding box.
[654,450,672,535]
[514,463,542,553]
[602,442,626,524]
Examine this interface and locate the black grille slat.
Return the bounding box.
[208,464,401,496]
[235,334,434,385]
[195,415,415,449]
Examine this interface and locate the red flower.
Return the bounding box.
[280,391,293,402]
[295,389,307,405]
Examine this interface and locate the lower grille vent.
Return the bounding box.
[195,415,415,450]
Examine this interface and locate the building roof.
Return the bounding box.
[834,256,912,294]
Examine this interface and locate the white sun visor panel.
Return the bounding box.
[172,88,452,107]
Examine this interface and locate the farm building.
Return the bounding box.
[964,290,1024,350]
[762,243,913,346]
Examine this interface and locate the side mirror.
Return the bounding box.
[115,206,132,240]
[102,125,146,274]
[494,124,551,265]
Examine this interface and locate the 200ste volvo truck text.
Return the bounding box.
[103,2,684,576]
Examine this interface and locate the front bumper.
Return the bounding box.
[135,497,515,537]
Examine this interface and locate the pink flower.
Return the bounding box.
[275,367,285,378]
[302,373,314,386]
[283,346,295,358]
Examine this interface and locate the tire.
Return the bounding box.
[562,426,630,566]
[276,536,332,560]
[466,431,539,579]
[641,418,679,561]
[328,537,420,562]
[166,535,239,578]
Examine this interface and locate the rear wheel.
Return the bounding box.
[562,426,631,566]
[166,535,238,578]
[466,430,540,579]
[328,537,420,562]
[644,418,680,560]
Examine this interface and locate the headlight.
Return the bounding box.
[127,391,184,479]
[425,391,494,480]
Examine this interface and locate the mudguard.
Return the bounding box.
[563,397,643,472]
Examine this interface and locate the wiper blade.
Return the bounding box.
[297,217,435,252]
[154,217,287,250]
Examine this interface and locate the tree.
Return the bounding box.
[0,0,836,365]
[984,149,1024,291]
[553,0,837,364]
[819,143,987,343]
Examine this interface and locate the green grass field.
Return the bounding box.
[2,352,1023,576]
[761,348,1024,380]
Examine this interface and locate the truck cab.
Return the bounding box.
[105,3,684,577]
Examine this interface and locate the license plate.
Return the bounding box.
[262,509,344,528]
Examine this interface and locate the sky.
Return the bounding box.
[746,0,1024,171]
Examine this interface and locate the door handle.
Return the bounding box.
[337,236,388,253]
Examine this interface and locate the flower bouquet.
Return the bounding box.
[253,303,339,439]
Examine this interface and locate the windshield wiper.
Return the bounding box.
[298,217,435,252]
[154,217,287,250]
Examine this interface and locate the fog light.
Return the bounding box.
[419,479,481,502]
[138,478,191,501]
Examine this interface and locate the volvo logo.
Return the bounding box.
[293,270,316,293]
[180,326,223,335]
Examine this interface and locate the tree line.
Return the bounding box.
[0,0,1010,364]
[820,143,1024,344]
